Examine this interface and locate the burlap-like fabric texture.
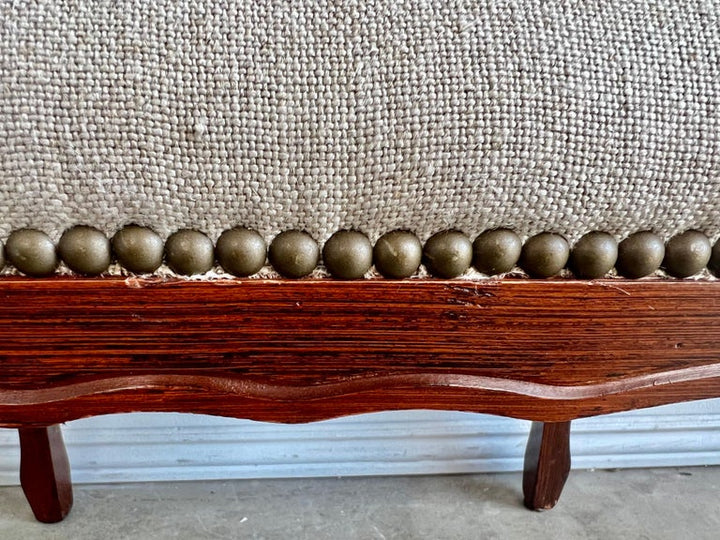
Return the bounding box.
[1,1,718,242]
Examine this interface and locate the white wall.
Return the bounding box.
[1,399,719,485]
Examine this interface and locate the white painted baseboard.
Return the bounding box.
[1,399,719,485]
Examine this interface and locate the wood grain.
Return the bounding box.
[523,421,571,510]
[0,276,718,427]
[18,425,73,523]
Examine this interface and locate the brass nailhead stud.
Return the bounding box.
[709,239,720,277]
[570,232,618,279]
[112,225,164,274]
[373,230,422,279]
[663,231,712,278]
[519,233,569,278]
[165,229,215,276]
[472,228,522,275]
[323,230,373,280]
[5,229,58,277]
[616,231,665,279]
[1,224,717,280]
[268,230,319,278]
[423,230,473,278]
[58,225,111,276]
[216,228,267,277]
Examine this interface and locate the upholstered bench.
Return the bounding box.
[1,0,719,524]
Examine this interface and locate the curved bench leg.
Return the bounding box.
[18,425,73,523]
[522,421,571,511]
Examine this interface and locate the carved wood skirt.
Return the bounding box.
[1,277,718,521]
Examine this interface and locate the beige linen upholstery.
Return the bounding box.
[1,1,718,243]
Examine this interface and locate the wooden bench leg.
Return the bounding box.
[18,425,73,523]
[522,421,571,511]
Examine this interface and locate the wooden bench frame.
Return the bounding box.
[1,277,718,522]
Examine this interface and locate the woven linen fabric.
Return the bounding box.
[1,1,719,244]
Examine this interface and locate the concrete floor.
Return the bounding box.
[0,468,717,539]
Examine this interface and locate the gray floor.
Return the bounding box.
[0,467,718,539]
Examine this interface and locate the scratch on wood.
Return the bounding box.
[124,276,171,288]
[445,284,496,298]
[590,282,631,296]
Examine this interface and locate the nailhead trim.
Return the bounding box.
[0,227,718,280]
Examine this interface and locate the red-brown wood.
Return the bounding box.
[523,421,571,510]
[0,276,718,521]
[18,425,73,523]
[0,277,718,426]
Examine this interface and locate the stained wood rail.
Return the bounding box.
[0,277,718,521]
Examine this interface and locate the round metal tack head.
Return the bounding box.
[663,230,712,278]
[373,230,422,279]
[322,230,373,280]
[165,229,215,276]
[268,230,319,278]
[519,232,569,278]
[570,231,618,279]
[709,239,720,277]
[58,225,111,276]
[5,229,58,277]
[616,231,665,279]
[472,229,522,275]
[423,230,472,278]
[112,225,164,274]
[216,228,267,277]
